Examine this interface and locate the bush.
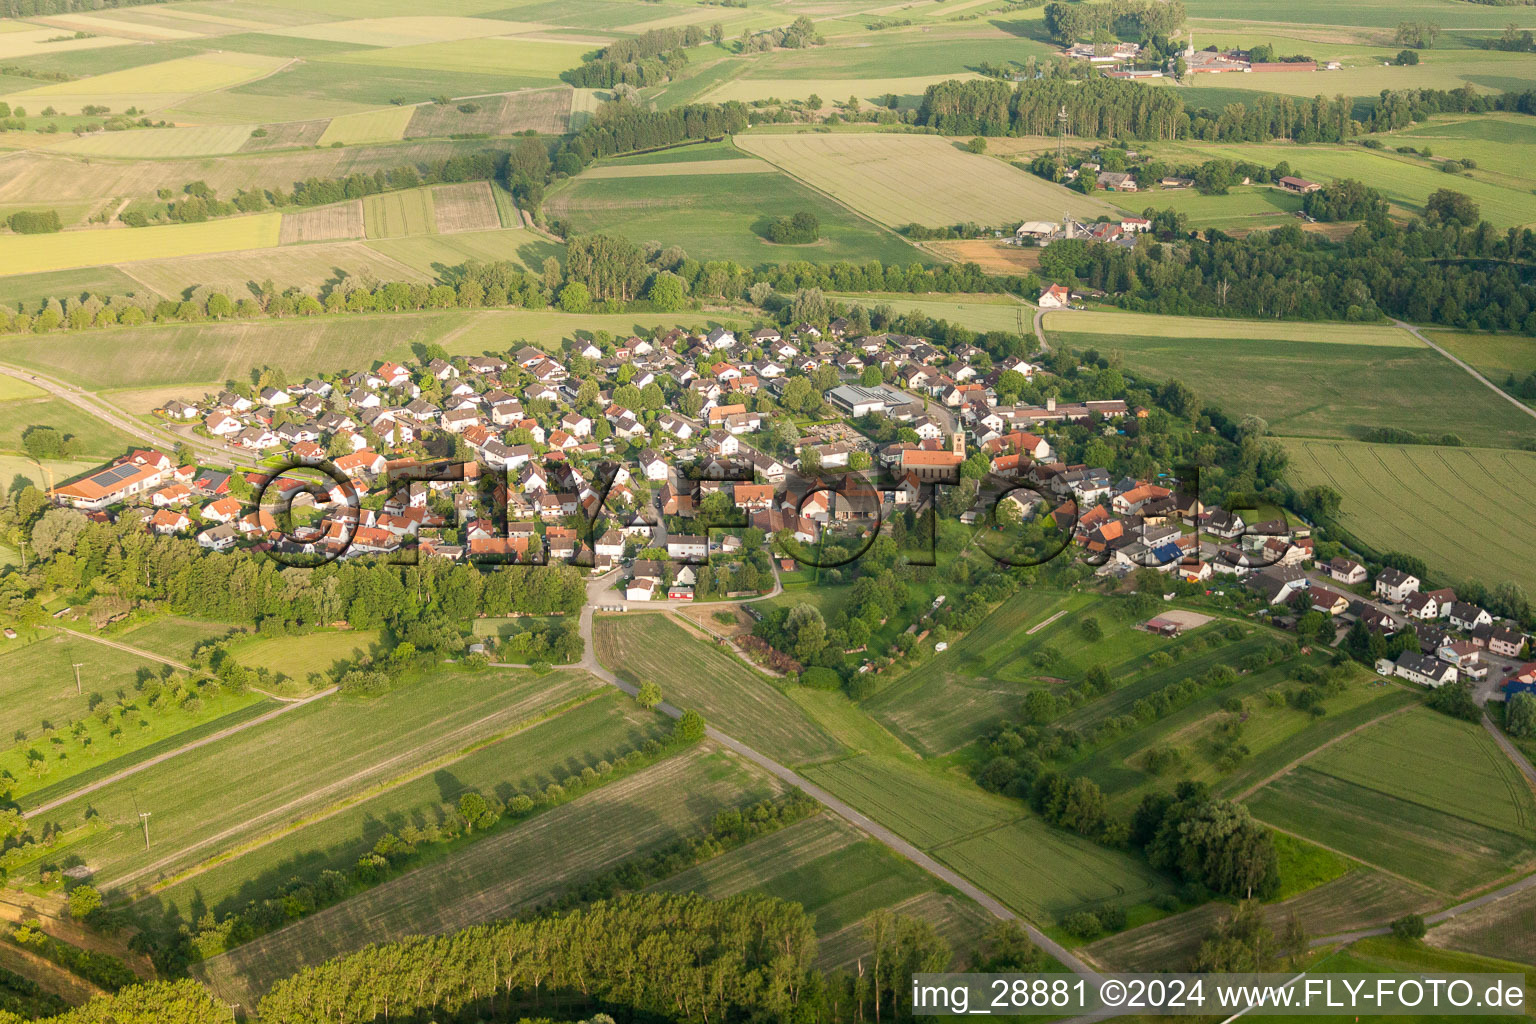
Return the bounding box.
[799,666,841,690]
[1390,913,1426,940]
[7,209,61,234]
[1061,911,1102,938]
[765,210,819,244]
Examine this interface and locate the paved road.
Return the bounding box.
[576,574,1101,979]
[1395,319,1536,424]
[0,361,237,469]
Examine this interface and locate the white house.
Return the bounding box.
[1374,567,1420,603]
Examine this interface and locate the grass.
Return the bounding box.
[0,309,749,389]
[5,52,289,115]
[1141,184,1306,230]
[319,36,589,82]
[1283,439,1536,593]
[111,617,244,662]
[361,187,437,239]
[315,106,415,147]
[737,131,1121,229]
[0,397,135,459]
[1270,830,1353,901]
[23,666,601,890]
[830,293,1035,334]
[592,613,843,766]
[0,214,282,276]
[119,241,424,299]
[193,744,779,1008]
[0,454,99,493]
[225,630,383,683]
[1428,329,1536,401]
[1046,314,1536,450]
[1394,114,1536,183]
[1428,883,1536,966]
[547,162,926,267]
[231,61,547,109]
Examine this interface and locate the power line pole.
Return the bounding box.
[139,812,151,851]
[71,663,84,697]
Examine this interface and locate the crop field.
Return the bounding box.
[277,201,365,244]
[593,613,843,765]
[315,105,414,147]
[194,745,781,1008]
[50,124,255,159]
[404,87,573,137]
[361,187,437,239]
[1282,439,1536,593]
[706,74,982,108]
[26,667,602,890]
[0,25,139,60]
[118,242,429,299]
[431,182,501,234]
[922,239,1041,275]
[238,119,330,152]
[832,292,1035,334]
[1145,139,1536,230]
[0,396,134,459]
[736,132,1121,228]
[1428,884,1536,966]
[319,36,590,82]
[149,689,669,918]
[548,163,924,266]
[364,228,556,275]
[0,266,146,310]
[1142,185,1305,230]
[112,617,245,662]
[800,755,1015,849]
[1046,316,1536,450]
[0,214,282,277]
[1428,330,1536,401]
[267,15,552,48]
[226,630,383,681]
[6,52,290,115]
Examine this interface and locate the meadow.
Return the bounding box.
[4,51,290,116]
[226,630,384,683]
[194,745,781,1008]
[363,228,557,277]
[119,242,430,299]
[1140,184,1305,231]
[0,396,134,459]
[112,616,245,662]
[592,613,843,766]
[1393,115,1536,185]
[1282,439,1536,593]
[1428,330,1536,401]
[24,667,601,890]
[830,293,1035,335]
[0,267,146,311]
[404,88,573,138]
[1246,710,1536,895]
[1045,313,1536,449]
[0,214,282,276]
[548,155,924,266]
[49,124,255,159]
[737,132,1121,229]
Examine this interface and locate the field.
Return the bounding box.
[364,228,555,276]
[226,630,383,681]
[592,613,843,766]
[315,106,415,147]
[832,292,1035,335]
[49,124,256,159]
[361,188,437,239]
[430,181,501,234]
[0,309,749,390]
[1428,330,1536,401]
[736,132,1121,229]
[4,52,290,116]
[0,214,283,276]
[1394,115,1536,183]
[1283,439,1536,593]
[0,266,146,311]
[403,87,573,137]
[1140,184,1305,231]
[801,754,1173,922]
[24,667,602,890]
[0,633,176,754]
[923,239,1042,275]
[548,154,924,266]
[117,242,429,299]
[1246,710,1536,895]
[194,744,781,1008]
[1045,310,1536,449]
[1428,885,1536,966]
[277,201,365,244]
[319,36,591,83]
[111,616,245,662]
[0,396,134,459]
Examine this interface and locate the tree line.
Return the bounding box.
[1042,0,1187,44]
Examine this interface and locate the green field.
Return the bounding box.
[1283,439,1536,593]
[593,613,843,766]
[194,744,780,1008]
[547,159,925,266]
[112,617,246,662]
[737,131,1121,229]
[1394,115,1536,184]
[1428,330,1536,403]
[1247,711,1536,894]
[23,667,600,890]
[51,124,255,158]
[1140,184,1305,231]
[226,630,384,682]
[830,293,1035,335]
[0,396,135,459]
[1046,313,1536,449]
[0,266,148,312]
[361,187,437,239]
[315,106,414,147]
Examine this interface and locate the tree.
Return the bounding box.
[636,681,663,709]
[558,281,592,313]
[648,271,686,311]
[965,136,987,154]
[1426,679,1481,722]
[1390,913,1427,940]
[675,708,706,742]
[1507,693,1536,738]
[1394,20,1440,48]
[1395,49,1420,65]
[67,884,101,920]
[1425,188,1479,227]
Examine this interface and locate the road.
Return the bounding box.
[1033,305,1050,354]
[54,625,190,672]
[575,572,1101,979]
[0,361,237,469]
[1482,713,1536,791]
[1395,319,1536,425]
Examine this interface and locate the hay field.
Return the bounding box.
[238,120,329,152]
[320,36,591,80]
[279,201,365,244]
[5,52,289,115]
[49,124,255,159]
[0,26,139,59]
[118,241,427,298]
[431,182,501,234]
[315,106,414,147]
[362,188,437,238]
[736,132,1120,228]
[404,88,573,137]
[1282,439,1536,593]
[365,229,556,276]
[195,745,781,1008]
[580,158,773,179]
[269,15,553,47]
[0,213,282,276]
[1042,309,1422,347]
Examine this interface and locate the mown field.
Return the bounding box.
[1246,710,1536,895]
[1045,311,1536,449]
[226,630,384,683]
[24,667,601,891]
[361,187,437,239]
[0,395,135,459]
[1429,884,1536,966]
[315,106,415,147]
[194,745,781,1008]
[1428,330,1536,403]
[593,613,843,766]
[737,132,1121,228]
[112,616,245,662]
[548,153,924,266]
[1283,439,1536,593]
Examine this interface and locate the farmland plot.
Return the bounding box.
[404,88,573,137]
[278,201,365,244]
[736,132,1121,228]
[237,120,330,152]
[0,214,282,276]
[316,106,414,147]
[431,182,501,234]
[52,124,254,159]
[362,188,437,238]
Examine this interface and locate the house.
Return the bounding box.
[705,327,736,350]
[667,535,708,561]
[160,399,198,420]
[1327,557,1366,585]
[1278,176,1322,194]
[1390,650,1458,688]
[1489,626,1527,659]
[1248,565,1309,605]
[1448,602,1493,632]
[1308,586,1351,616]
[204,409,241,436]
[196,523,238,551]
[1037,284,1072,309]
[51,460,170,511]
[595,529,626,561]
[1374,567,1420,603]
[626,577,657,601]
[148,509,191,535]
[334,449,388,481]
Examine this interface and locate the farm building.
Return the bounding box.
[1278,176,1322,194]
